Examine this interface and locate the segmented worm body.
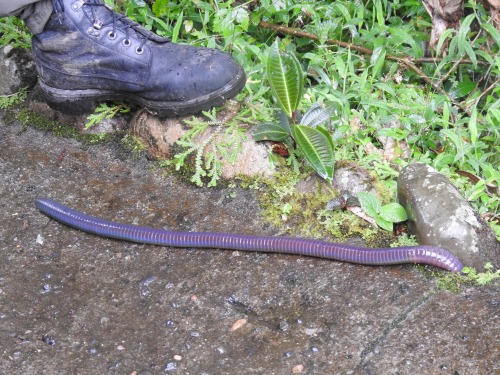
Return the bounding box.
[36,198,464,272]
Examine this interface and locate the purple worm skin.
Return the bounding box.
[35,198,464,272]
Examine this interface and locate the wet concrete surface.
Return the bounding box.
[1,116,499,374]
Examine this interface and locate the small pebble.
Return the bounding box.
[41,335,56,346]
[231,318,247,331]
[292,364,304,373]
[36,234,44,245]
[279,320,290,332]
[173,355,182,361]
[164,362,177,371]
[140,275,157,286]
[165,320,177,328]
[88,347,97,354]
[40,284,53,294]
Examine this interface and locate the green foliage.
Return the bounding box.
[437,262,500,291]
[0,87,28,109]
[267,39,303,118]
[0,17,31,48]
[461,263,500,286]
[135,0,497,229]
[85,102,131,129]
[292,125,334,183]
[172,110,247,187]
[252,38,335,183]
[357,191,408,231]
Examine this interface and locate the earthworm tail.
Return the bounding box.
[35,198,464,272]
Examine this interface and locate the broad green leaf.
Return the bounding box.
[267,39,303,117]
[376,216,393,232]
[457,14,475,56]
[464,43,477,68]
[483,23,500,48]
[374,0,384,27]
[379,203,408,223]
[475,50,494,65]
[371,47,386,78]
[171,10,183,43]
[277,109,292,135]
[357,191,381,218]
[435,29,454,56]
[374,82,396,96]
[469,106,478,144]
[233,7,249,30]
[450,81,477,99]
[252,122,291,142]
[467,180,486,201]
[292,125,335,183]
[300,103,335,128]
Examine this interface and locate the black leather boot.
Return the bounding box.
[32,0,246,117]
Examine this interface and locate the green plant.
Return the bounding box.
[462,263,500,286]
[0,87,28,109]
[0,17,31,48]
[172,109,247,187]
[357,191,408,231]
[84,102,131,129]
[252,38,336,183]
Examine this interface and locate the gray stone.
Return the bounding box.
[131,109,274,180]
[0,45,37,95]
[398,163,499,270]
[332,163,377,197]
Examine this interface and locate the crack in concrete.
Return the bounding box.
[354,289,437,372]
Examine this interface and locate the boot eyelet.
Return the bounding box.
[136,47,144,55]
[71,0,84,11]
[122,39,131,47]
[108,31,117,40]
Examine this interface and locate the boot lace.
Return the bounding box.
[53,0,170,53]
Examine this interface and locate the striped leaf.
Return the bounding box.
[267,38,303,118]
[292,125,334,183]
[252,122,291,142]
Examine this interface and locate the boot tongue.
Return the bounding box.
[82,0,115,26]
[81,0,170,43]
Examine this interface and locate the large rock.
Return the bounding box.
[0,45,37,95]
[131,109,274,180]
[398,163,499,270]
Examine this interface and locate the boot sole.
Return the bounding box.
[38,68,246,118]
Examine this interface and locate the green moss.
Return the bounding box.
[421,262,500,292]
[256,166,400,245]
[16,108,114,144]
[120,134,147,158]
